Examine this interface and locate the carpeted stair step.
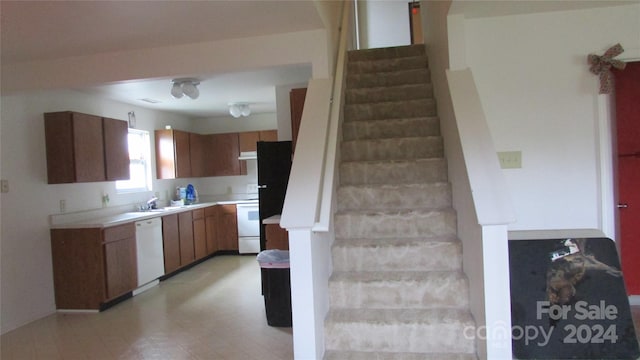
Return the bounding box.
[342,116,440,141]
[347,55,428,75]
[335,208,457,239]
[340,158,447,186]
[325,308,476,354]
[345,98,436,122]
[341,136,443,162]
[347,68,431,89]
[324,350,477,360]
[332,236,462,272]
[329,271,469,309]
[346,83,433,104]
[337,183,451,212]
[347,44,426,62]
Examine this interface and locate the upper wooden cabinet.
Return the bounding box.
[155,129,276,179]
[239,130,278,153]
[155,129,192,179]
[208,133,242,177]
[44,111,130,184]
[103,118,131,181]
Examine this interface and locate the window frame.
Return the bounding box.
[115,128,152,194]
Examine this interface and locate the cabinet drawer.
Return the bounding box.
[192,209,205,220]
[103,223,135,243]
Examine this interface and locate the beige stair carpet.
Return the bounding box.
[324,44,477,359]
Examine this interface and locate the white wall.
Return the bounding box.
[464,4,640,232]
[357,0,411,49]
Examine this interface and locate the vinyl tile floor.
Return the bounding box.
[1,255,293,360]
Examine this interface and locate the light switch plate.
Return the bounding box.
[498,151,522,169]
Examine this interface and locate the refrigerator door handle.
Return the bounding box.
[257,185,267,189]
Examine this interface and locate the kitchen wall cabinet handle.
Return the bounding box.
[617,203,629,209]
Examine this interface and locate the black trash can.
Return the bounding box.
[257,250,292,327]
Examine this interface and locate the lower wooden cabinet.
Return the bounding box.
[178,211,195,265]
[103,224,137,299]
[161,213,181,274]
[217,204,239,251]
[265,223,289,250]
[50,223,136,310]
[193,209,207,260]
[205,206,219,254]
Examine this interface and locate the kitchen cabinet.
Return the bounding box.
[103,224,138,299]
[265,223,289,250]
[208,133,242,176]
[103,117,131,181]
[205,206,219,254]
[178,211,195,265]
[44,111,130,184]
[50,223,136,310]
[217,204,239,251]
[155,129,191,179]
[190,133,207,178]
[162,213,181,274]
[239,130,278,153]
[193,209,207,260]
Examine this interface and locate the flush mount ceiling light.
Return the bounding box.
[170,78,200,99]
[229,103,251,118]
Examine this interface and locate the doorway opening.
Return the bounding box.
[408,1,423,44]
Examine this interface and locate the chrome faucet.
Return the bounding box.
[146,197,158,210]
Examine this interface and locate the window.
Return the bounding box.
[116,129,152,193]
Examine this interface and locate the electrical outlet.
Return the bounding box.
[498,151,522,169]
[246,183,258,194]
[60,200,66,213]
[1,179,8,193]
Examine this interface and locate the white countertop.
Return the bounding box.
[51,199,259,229]
[262,215,281,225]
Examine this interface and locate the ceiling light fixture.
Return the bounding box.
[170,78,200,99]
[229,103,251,118]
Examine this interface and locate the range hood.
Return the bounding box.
[238,151,257,160]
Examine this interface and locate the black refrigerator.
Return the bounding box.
[257,141,292,251]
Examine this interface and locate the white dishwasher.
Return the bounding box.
[134,218,165,294]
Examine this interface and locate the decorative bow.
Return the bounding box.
[588,43,626,94]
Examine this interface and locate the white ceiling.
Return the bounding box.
[0,1,323,118]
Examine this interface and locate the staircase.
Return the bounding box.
[324,45,477,359]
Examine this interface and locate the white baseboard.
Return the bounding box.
[629,295,640,306]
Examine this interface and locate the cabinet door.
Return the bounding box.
[265,224,289,250]
[290,88,307,153]
[73,113,106,182]
[190,133,206,178]
[205,206,219,254]
[162,214,181,274]
[259,130,278,142]
[103,223,137,300]
[209,133,242,176]
[178,211,195,265]
[193,209,207,260]
[155,129,177,179]
[174,130,192,178]
[103,118,130,181]
[239,131,260,153]
[217,205,238,251]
